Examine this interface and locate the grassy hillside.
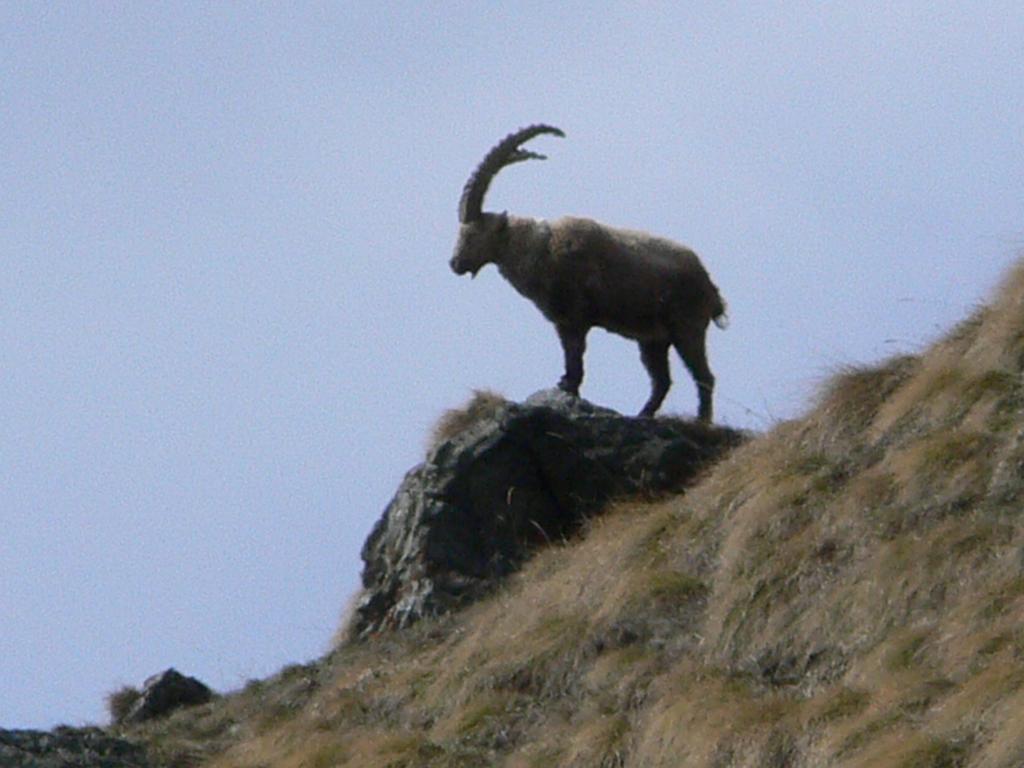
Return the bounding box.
[126,260,1024,767]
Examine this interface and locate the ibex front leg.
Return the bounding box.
[556,325,588,397]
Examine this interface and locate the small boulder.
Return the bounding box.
[120,668,213,724]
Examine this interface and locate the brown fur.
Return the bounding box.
[451,129,726,422]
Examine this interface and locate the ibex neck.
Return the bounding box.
[495,217,552,302]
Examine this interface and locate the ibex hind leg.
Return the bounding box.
[638,340,671,417]
[672,329,715,423]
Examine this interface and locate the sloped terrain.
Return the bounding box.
[121,260,1024,767]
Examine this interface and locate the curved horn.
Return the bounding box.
[458,124,565,223]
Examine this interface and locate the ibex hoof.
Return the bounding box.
[557,380,580,397]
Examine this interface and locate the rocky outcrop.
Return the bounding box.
[120,668,213,724]
[0,727,147,768]
[353,389,745,637]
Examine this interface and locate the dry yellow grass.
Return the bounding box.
[126,257,1024,767]
[428,388,508,450]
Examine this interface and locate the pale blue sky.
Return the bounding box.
[2,3,1022,728]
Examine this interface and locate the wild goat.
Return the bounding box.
[450,125,727,422]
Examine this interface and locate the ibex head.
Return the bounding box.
[450,124,564,277]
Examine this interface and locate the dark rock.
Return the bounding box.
[121,668,213,724]
[353,389,745,637]
[0,726,147,768]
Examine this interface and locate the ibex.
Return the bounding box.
[450,125,727,422]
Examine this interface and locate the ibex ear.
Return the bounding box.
[497,211,509,230]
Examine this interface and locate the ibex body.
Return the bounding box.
[450,125,727,422]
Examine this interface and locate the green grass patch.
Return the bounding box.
[979,575,1024,620]
[918,365,968,402]
[309,742,349,768]
[817,686,870,723]
[593,714,630,764]
[896,737,969,768]
[783,450,852,497]
[976,630,1018,660]
[919,430,991,473]
[405,668,437,701]
[965,369,1018,400]
[454,693,512,737]
[253,702,297,735]
[950,523,1012,558]
[838,710,905,756]
[378,733,446,768]
[632,519,671,564]
[642,571,708,604]
[525,744,565,768]
[887,630,929,672]
[898,678,956,715]
[478,612,590,699]
[818,356,918,430]
[533,612,590,648]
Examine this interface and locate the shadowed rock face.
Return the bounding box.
[353,389,746,637]
[121,668,213,725]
